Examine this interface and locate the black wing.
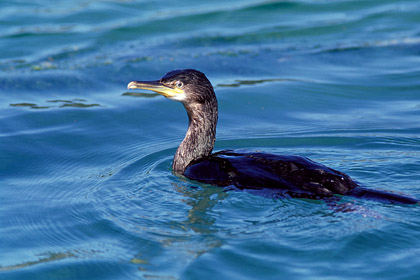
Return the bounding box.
[184,150,358,197]
[184,150,419,204]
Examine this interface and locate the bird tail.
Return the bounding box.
[348,187,419,205]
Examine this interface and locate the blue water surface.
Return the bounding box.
[1,0,420,279]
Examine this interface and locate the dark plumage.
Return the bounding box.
[128,69,419,205]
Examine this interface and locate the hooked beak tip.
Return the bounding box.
[127,81,137,90]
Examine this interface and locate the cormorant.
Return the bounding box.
[128,69,419,205]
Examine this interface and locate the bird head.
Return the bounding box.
[127,69,214,104]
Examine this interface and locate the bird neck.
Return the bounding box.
[173,98,218,174]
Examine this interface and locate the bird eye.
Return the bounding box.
[176,81,184,88]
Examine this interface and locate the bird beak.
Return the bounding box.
[127,80,184,98]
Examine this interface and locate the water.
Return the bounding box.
[1,0,420,279]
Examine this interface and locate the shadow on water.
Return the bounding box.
[0,252,75,272]
[122,92,159,98]
[217,78,301,88]
[10,99,101,109]
[172,181,229,234]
